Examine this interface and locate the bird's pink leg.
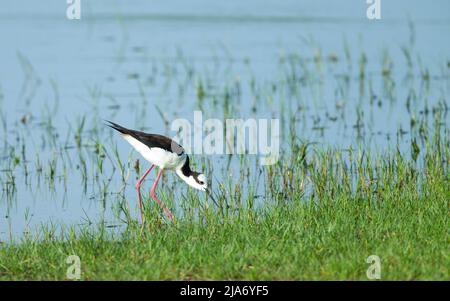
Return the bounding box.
[150,169,175,223]
[136,164,154,223]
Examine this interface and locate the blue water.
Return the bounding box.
[0,0,449,241]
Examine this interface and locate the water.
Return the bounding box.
[1,0,449,241]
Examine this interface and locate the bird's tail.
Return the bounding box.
[104,120,131,135]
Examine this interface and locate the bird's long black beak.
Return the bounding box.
[206,188,219,207]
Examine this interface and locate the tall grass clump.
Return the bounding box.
[0,131,447,280]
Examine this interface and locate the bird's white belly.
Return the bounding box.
[122,134,186,170]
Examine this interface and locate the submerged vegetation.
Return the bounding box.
[0,130,448,280]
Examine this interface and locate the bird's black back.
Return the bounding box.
[105,120,185,155]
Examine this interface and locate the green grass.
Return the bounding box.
[0,137,448,280]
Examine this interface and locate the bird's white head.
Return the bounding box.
[188,172,207,191]
[176,169,207,191]
[176,155,208,191]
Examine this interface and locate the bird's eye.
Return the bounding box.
[198,181,204,185]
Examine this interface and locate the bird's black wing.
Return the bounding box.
[105,120,185,155]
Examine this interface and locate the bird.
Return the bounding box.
[105,120,210,224]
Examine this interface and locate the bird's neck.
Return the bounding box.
[179,155,192,178]
[176,155,195,187]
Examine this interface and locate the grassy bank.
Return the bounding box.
[0,135,448,280]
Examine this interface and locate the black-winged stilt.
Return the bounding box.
[106,121,208,223]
